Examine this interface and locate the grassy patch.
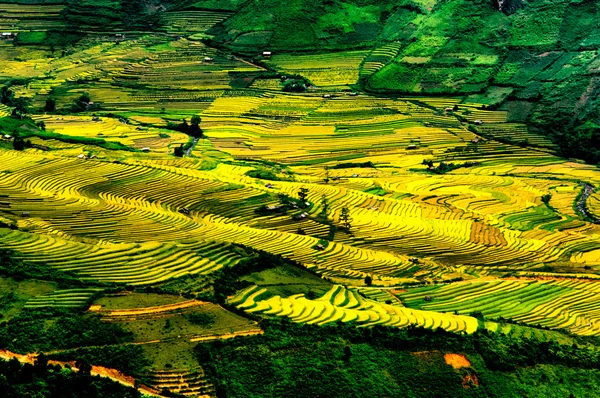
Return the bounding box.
[241,263,332,297]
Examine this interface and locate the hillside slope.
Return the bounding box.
[205,0,600,159]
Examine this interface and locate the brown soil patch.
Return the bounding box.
[444,353,471,369]
[462,373,479,389]
[0,349,35,364]
[0,349,164,397]
[469,222,507,246]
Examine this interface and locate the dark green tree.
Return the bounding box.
[44,98,56,112]
[343,346,351,364]
[339,207,352,230]
[320,194,329,220]
[282,79,307,92]
[11,97,28,119]
[298,187,309,207]
[422,159,434,168]
[71,93,91,113]
[174,144,184,157]
[34,353,48,373]
[0,86,13,105]
[278,193,292,209]
[75,359,92,376]
[189,115,203,138]
[12,132,25,151]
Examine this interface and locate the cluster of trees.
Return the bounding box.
[0,84,29,119]
[167,115,203,138]
[185,312,215,327]
[245,167,281,181]
[201,249,305,304]
[194,317,600,397]
[0,311,134,353]
[170,116,203,157]
[0,356,141,398]
[281,76,311,93]
[11,132,32,151]
[70,93,96,113]
[422,159,479,174]
[257,186,353,230]
[552,121,600,165]
[173,144,185,157]
[49,345,150,376]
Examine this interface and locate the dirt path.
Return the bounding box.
[97,299,207,317]
[576,183,598,222]
[43,326,263,355]
[0,349,165,397]
[190,329,263,342]
[185,137,199,156]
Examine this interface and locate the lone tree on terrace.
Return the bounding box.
[11,97,29,119]
[189,115,203,138]
[298,187,309,208]
[44,98,56,112]
[173,144,184,157]
[339,207,352,230]
[170,115,203,138]
[320,194,329,221]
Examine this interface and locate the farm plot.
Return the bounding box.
[230,285,479,333]
[2,82,600,295]
[3,93,600,287]
[397,279,600,336]
[24,288,103,310]
[89,292,261,345]
[265,51,369,87]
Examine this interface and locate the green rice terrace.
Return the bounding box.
[3,0,600,397]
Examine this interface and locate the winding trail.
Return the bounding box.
[576,183,598,222]
[185,137,199,157]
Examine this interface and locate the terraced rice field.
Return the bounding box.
[397,278,600,336]
[145,368,214,398]
[3,30,600,343]
[266,51,369,87]
[3,93,600,292]
[230,285,479,333]
[24,288,103,309]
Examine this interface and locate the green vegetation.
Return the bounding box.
[331,161,375,169]
[48,345,150,376]
[0,250,108,288]
[0,357,141,398]
[245,167,281,181]
[203,249,307,303]
[185,312,215,327]
[0,312,134,353]
[196,319,600,397]
[3,0,600,395]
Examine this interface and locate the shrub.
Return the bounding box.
[186,313,216,327]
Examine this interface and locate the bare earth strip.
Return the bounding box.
[0,349,166,397]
